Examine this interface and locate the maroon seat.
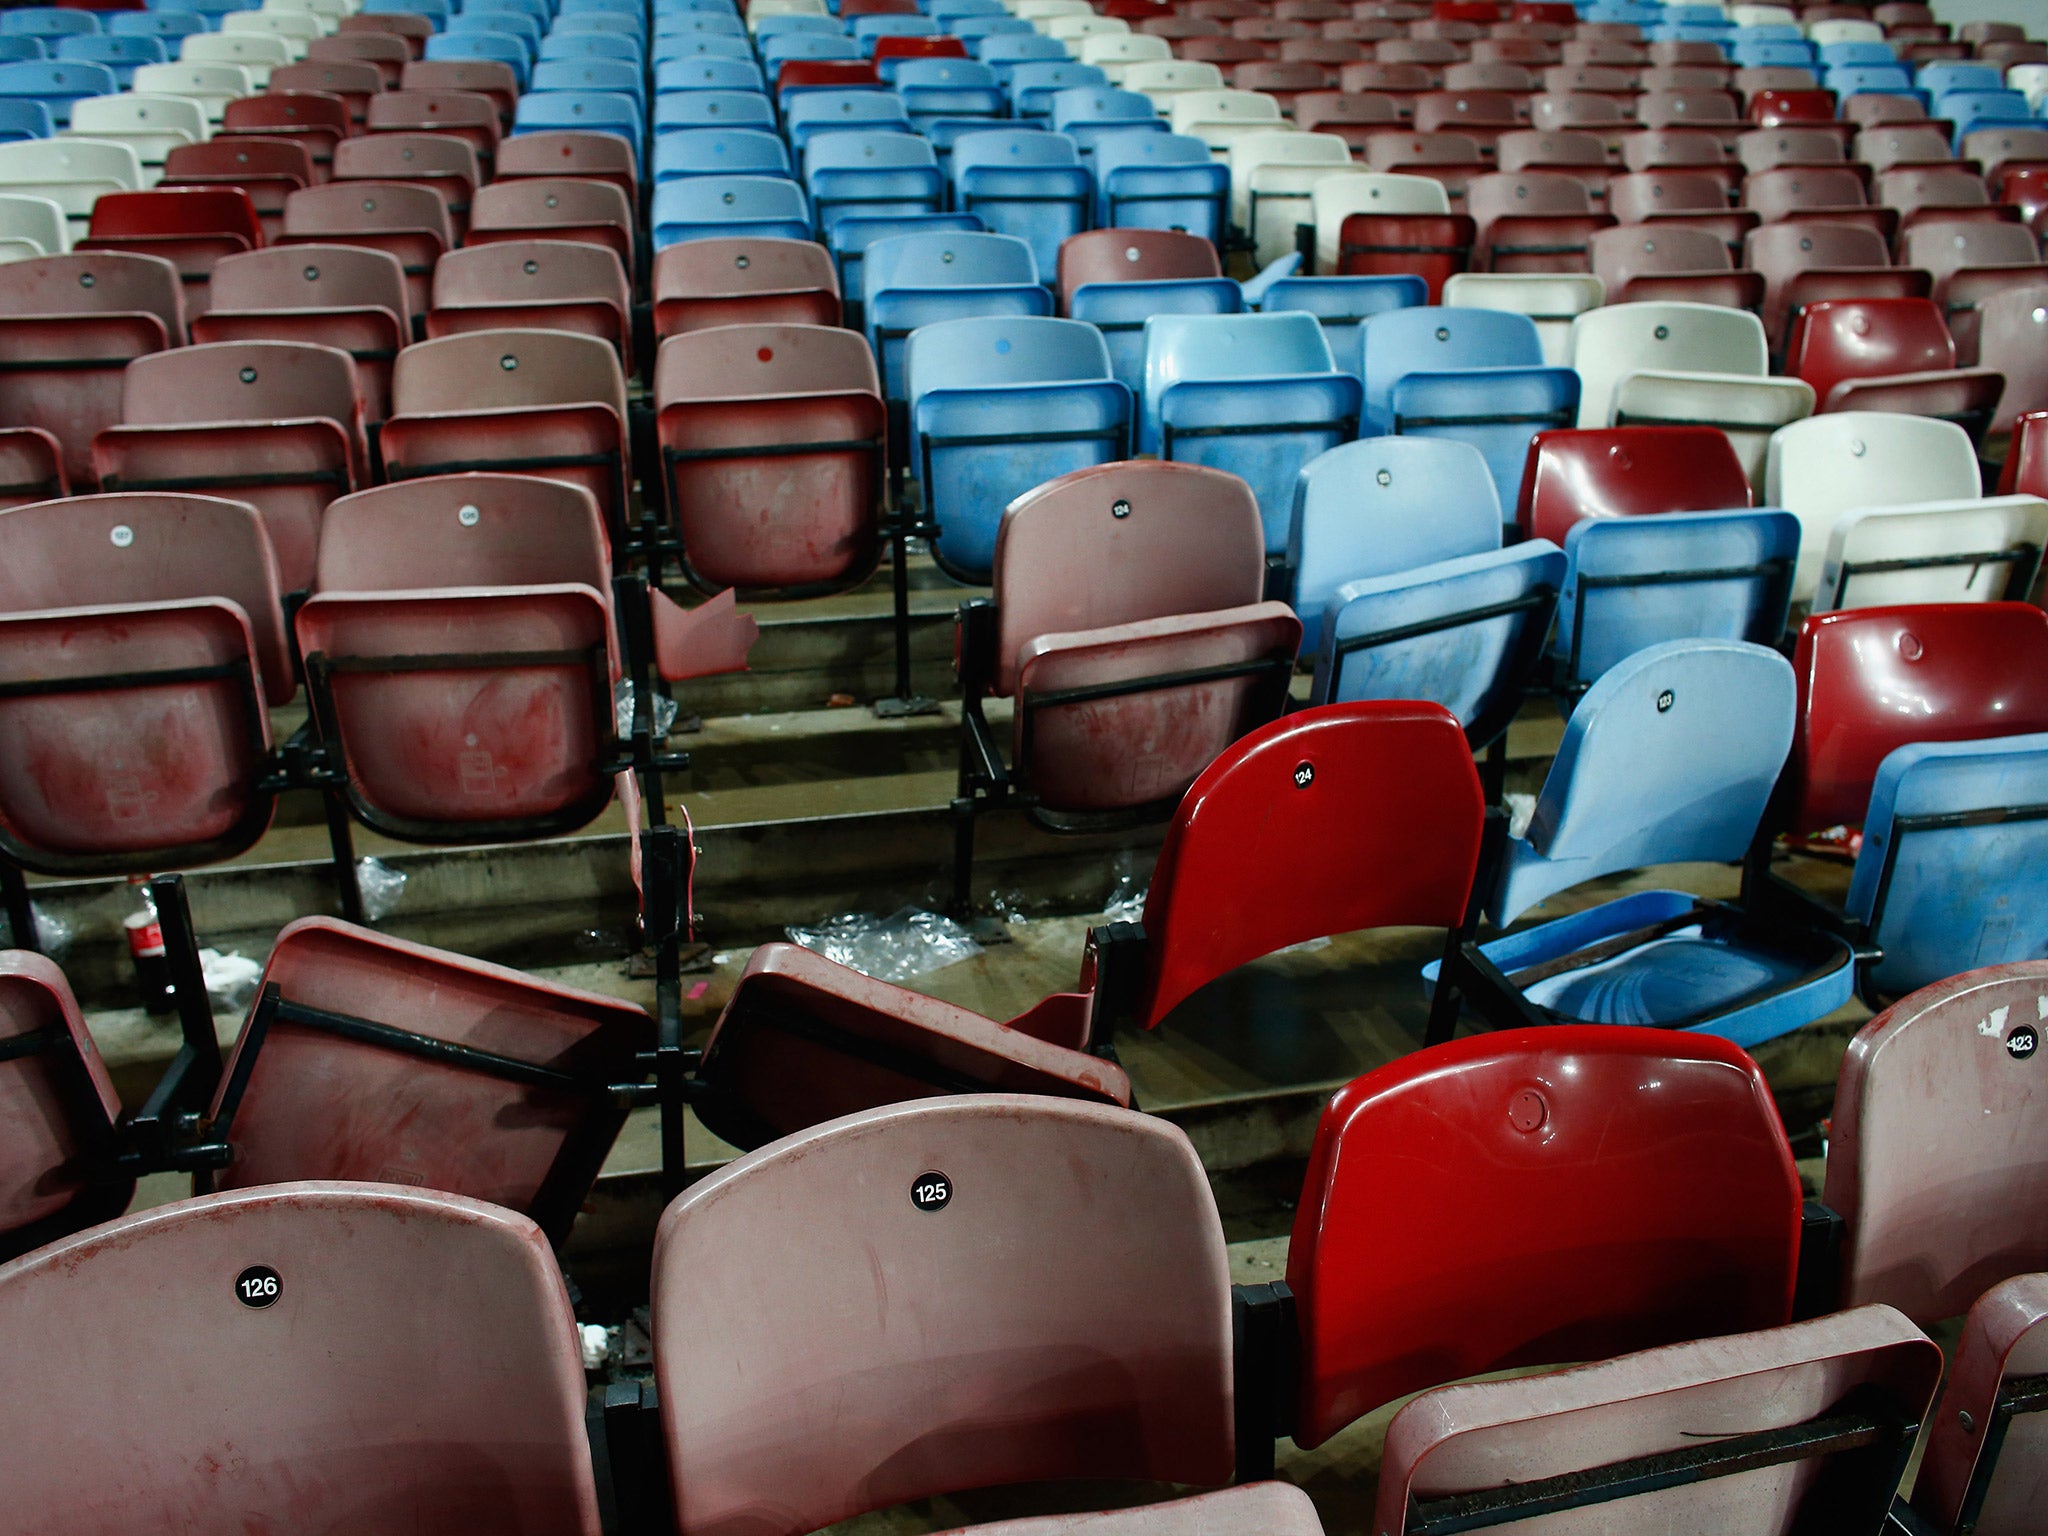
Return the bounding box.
[1333,208,1477,297]
[1495,128,1610,201]
[1966,126,2048,187]
[2002,409,2048,498]
[1785,295,2006,436]
[193,244,409,425]
[1918,1271,2048,1534]
[378,328,633,555]
[160,138,314,244]
[1231,60,1326,109]
[90,339,367,592]
[0,492,291,881]
[1856,123,1958,173]
[331,131,481,242]
[466,177,635,271]
[1443,60,1537,94]
[78,187,262,319]
[1875,163,2004,237]
[365,89,500,173]
[1843,92,1931,130]
[653,1097,1236,1536]
[1379,1307,1942,1533]
[1978,284,2048,437]
[1140,14,1223,38]
[1621,125,1742,197]
[1363,130,1487,204]
[1734,65,1820,101]
[270,58,382,130]
[0,251,182,487]
[1181,36,1267,67]
[1287,1026,1804,1447]
[1338,59,1433,107]
[1412,87,1521,149]
[397,57,518,128]
[0,1184,604,1530]
[495,130,638,209]
[1056,226,1220,312]
[280,179,452,320]
[1474,36,1560,66]
[1517,425,1753,545]
[428,239,632,367]
[1736,124,1850,174]
[1744,165,1901,242]
[1530,90,1633,152]
[1590,222,1766,308]
[0,428,64,511]
[0,951,127,1260]
[1608,169,1760,253]
[1899,218,2048,365]
[650,236,840,340]
[1561,37,1645,69]
[220,90,347,181]
[1466,170,1612,271]
[204,915,652,1243]
[1745,220,1930,351]
[340,9,430,57]
[1292,89,1403,151]
[307,30,408,88]
[653,323,884,595]
[1278,38,1366,71]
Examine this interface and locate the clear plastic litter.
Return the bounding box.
[198,948,264,1012]
[787,907,983,983]
[356,857,407,922]
[614,679,680,740]
[578,1323,614,1371]
[0,902,72,958]
[1505,791,1538,841]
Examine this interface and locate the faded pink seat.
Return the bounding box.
[1917,1272,2048,1536]
[91,339,369,593]
[653,322,885,595]
[332,131,482,240]
[467,178,637,273]
[427,239,633,367]
[689,941,1129,1151]
[0,252,183,488]
[193,244,411,426]
[1898,219,2048,366]
[204,916,652,1244]
[0,950,127,1260]
[1826,962,2048,1327]
[0,1182,604,1533]
[650,236,841,340]
[653,1095,1236,1536]
[0,493,288,881]
[496,129,639,209]
[936,1485,1323,1536]
[378,328,634,554]
[0,427,65,510]
[1378,1306,1942,1533]
[281,179,453,321]
[1589,222,1765,310]
[1466,169,1612,272]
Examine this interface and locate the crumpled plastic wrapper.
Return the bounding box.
[614,679,680,740]
[357,857,407,922]
[787,907,984,983]
[1505,791,1538,841]
[199,948,264,1012]
[0,903,71,957]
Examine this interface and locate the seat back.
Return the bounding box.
[1288,1025,1803,1447]
[0,950,125,1256]
[1568,299,1767,427]
[1138,700,1485,1027]
[651,235,840,336]
[0,1183,603,1532]
[1817,496,2048,613]
[1494,638,1797,922]
[1785,294,1958,404]
[1517,423,1753,545]
[1056,225,1218,311]
[1919,1272,2048,1536]
[652,1097,1235,1536]
[1358,302,1545,433]
[390,324,626,421]
[1378,1306,1942,1535]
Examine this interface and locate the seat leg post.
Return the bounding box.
[874,512,938,718]
[323,793,364,925]
[0,856,37,954]
[949,794,977,919]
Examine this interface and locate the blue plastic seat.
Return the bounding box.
[447,13,541,58]
[656,11,748,38]
[53,34,161,87]
[656,0,742,12]
[862,229,1051,401]
[829,209,980,323]
[654,56,764,96]
[949,15,1034,43]
[476,0,549,22]
[950,128,1089,276]
[1551,510,1800,695]
[894,57,1002,127]
[1358,303,1547,431]
[652,174,812,247]
[751,14,846,39]
[365,0,447,26]
[758,32,862,73]
[1141,311,1363,555]
[185,0,261,19]
[0,97,50,142]
[0,38,45,66]
[515,92,645,154]
[1257,274,1425,374]
[852,15,938,46]
[0,10,99,42]
[425,33,532,84]
[1648,24,1731,48]
[1730,40,1814,68]
[1847,732,2048,999]
[975,32,1068,76]
[1825,65,1915,98]
[1392,367,1581,518]
[1048,85,1163,159]
[1008,61,1105,120]
[108,12,203,42]
[561,0,646,18]
[654,33,754,62]
[653,88,774,133]
[1067,274,1240,397]
[785,91,913,158]
[532,59,646,107]
[806,130,943,238]
[907,314,1133,582]
[930,0,1009,19]
[1433,638,1856,1048]
[1817,40,1897,70]
[1916,62,2002,97]
[653,126,791,183]
[0,60,113,129]
[1094,130,1227,243]
[540,34,647,65]
[1935,89,2037,140]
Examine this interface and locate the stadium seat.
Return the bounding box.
[1437,270,1603,365]
[802,130,941,245]
[862,229,1051,404]
[308,33,408,89]
[332,133,480,241]
[0,1184,606,1530]
[0,59,115,129]
[1566,298,1772,430]
[1785,295,2006,442]
[1056,226,1239,393]
[1745,219,1930,354]
[404,57,523,118]
[950,127,1091,275]
[651,235,839,339]
[77,185,259,318]
[1465,170,1612,273]
[1140,310,1362,554]
[1228,128,1351,267]
[652,127,791,186]
[0,425,62,508]
[909,314,1132,582]
[1254,271,1425,366]
[64,92,204,187]
[1815,492,2048,613]
[281,179,452,320]
[366,88,500,174]
[1048,82,1161,154]
[0,136,140,243]
[160,139,315,246]
[1092,127,1227,243]
[1589,222,1767,311]
[194,245,408,424]
[1899,218,2048,365]
[467,177,634,270]
[427,239,631,367]
[652,173,810,248]
[1918,1271,2048,1535]
[497,129,638,208]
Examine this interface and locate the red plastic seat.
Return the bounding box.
[331,131,481,242]
[220,90,348,181]
[78,187,261,318]
[1590,222,1766,309]
[1745,219,1929,351]
[1843,92,1931,131]
[194,244,409,425]
[653,1097,1235,1536]
[340,9,430,57]
[1875,164,2002,235]
[0,251,182,487]
[0,1184,604,1530]
[280,178,452,322]
[307,31,409,89]
[1737,124,1849,174]
[91,339,365,592]
[1286,1026,1803,1446]
[1918,1271,2048,1534]
[496,129,638,210]
[1443,60,1537,93]
[365,89,500,173]
[1279,39,1366,71]
[1620,125,1741,196]
[775,59,883,94]
[1856,123,1959,173]
[1517,425,1754,545]
[1140,15,1225,39]
[1292,90,1403,152]
[1541,65,1637,100]
[0,492,291,879]
[1785,296,2006,434]
[1735,67,1822,103]
[1412,87,1522,150]
[1334,208,1477,297]
[429,239,632,367]
[1638,86,1739,133]
[2002,409,2048,498]
[1744,165,1900,242]
[379,328,633,553]
[1339,59,1434,104]
[397,57,517,128]
[465,177,634,271]
[1529,90,1632,151]
[1495,128,1610,201]
[204,915,652,1243]
[1180,36,1268,67]
[653,323,883,594]
[1381,37,1464,78]
[1365,130,1488,205]
[1899,219,2048,365]
[869,34,967,65]
[1608,168,1759,253]
[0,951,127,1261]
[160,138,315,244]
[271,58,382,130]
[650,236,840,340]
[1827,961,2048,1327]
[1056,226,1220,313]
[1998,165,2048,240]
[1475,35,1561,66]
[0,428,63,511]
[1231,60,1328,111]
[1466,170,1611,272]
